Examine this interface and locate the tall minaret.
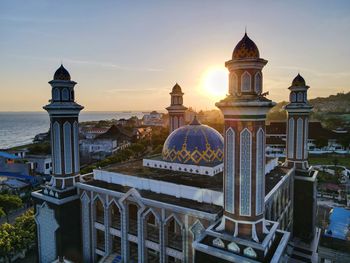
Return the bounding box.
[216,33,275,240]
[44,64,84,186]
[284,74,313,170]
[166,83,187,134]
[33,65,83,263]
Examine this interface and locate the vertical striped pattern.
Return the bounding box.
[225,128,235,213]
[240,128,251,216]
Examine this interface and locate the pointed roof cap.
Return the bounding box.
[232,33,260,59]
[172,83,183,93]
[291,73,306,87]
[53,64,71,81]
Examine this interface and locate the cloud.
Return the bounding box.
[7,54,164,72]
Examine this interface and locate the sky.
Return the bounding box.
[0,0,349,112]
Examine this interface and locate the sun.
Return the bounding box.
[201,66,228,98]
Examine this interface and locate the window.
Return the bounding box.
[241,71,251,92]
[290,92,296,102]
[254,72,262,94]
[229,72,238,95]
[53,88,60,101]
[62,88,69,101]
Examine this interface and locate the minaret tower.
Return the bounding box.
[284,74,313,170]
[33,65,83,263]
[216,33,275,240]
[166,83,187,134]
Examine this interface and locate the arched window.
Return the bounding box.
[110,202,121,229]
[297,92,303,102]
[62,88,69,101]
[70,90,74,101]
[290,92,296,102]
[95,198,104,224]
[144,210,159,243]
[225,128,235,213]
[229,72,238,95]
[240,128,252,216]
[254,72,262,94]
[241,71,251,92]
[128,203,138,235]
[53,88,60,101]
[166,216,183,251]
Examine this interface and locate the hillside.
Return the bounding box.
[267,92,350,129]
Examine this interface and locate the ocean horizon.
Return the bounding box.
[0,111,152,149]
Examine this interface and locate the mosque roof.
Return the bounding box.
[162,117,224,166]
[232,33,260,59]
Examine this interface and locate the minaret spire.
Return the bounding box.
[166,83,188,134]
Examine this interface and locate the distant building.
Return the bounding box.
[25,155,52,175]
[266,122,349,157]
[318,207,350,263]
[143,111,164,126]
[80,125,132,160]
[82,127,110,139]
[133,127,152,141]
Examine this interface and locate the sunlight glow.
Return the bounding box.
[201,66,228,99]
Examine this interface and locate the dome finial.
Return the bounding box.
[53,64,71,81]
[190,115,201,125]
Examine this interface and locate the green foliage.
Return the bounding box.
[314,138,328,149]
[0,209,36,260]
[0,194,22,223]
[27,142,51,155]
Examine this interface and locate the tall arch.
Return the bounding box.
[53,122,61,174]
[287,118,294,158]
[256,128,264,215]
[63,121,72,174]
[229,72,238,95]
[296,118,303,159]
[225,127,235,213]
[62,88,69,101]
[240,128,252,216]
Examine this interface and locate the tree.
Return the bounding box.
[338,135,350,150]
[0,194,22,223]
[315,137,328,149]
[14,209,36,251]
[0,223,16,262]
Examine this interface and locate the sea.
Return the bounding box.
[0,111,145,149]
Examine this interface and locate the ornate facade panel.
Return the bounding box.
[73,121,80,173]
[63,121,72,174]
[225,128,235,213]
[256,128,264,215]
[296,118,303,159]
[190,220,205,241]
[35,202,59,263]
[240,128,252,216]
[53,121,62,174]
[81,193,91,262]
[287,118,294,158]
[304,117,308,159]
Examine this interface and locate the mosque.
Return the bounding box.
[32,33,319,263]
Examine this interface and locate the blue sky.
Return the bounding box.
[0,0,349,111]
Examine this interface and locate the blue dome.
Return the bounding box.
[162,119,224,166]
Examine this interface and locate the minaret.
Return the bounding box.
[284,74,313,170]
[32,65,83,263]
[166,83,187,134]
[216,33,275,240]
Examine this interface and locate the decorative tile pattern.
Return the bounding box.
[256,129,264,215]
[212,237,225,248]
[81,193,91,262]
[63,121,72,174]
[53,122,61,175]
[240,128,251,216]
[227,241,240,253]
[296,118,303,159]
[225,128,235,213]
[35,202,59,263]
[244,246,257,258]
[287,118,294,158]
[190,220,205,241]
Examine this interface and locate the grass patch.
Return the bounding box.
[309,154,350,167]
